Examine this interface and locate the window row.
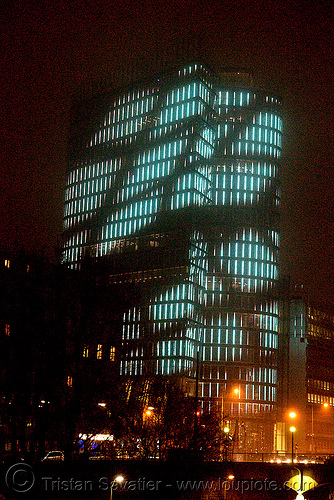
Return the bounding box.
[308,393,334,405]
[200,381,276,403]
[230,141,281,158]
[166,81,212,106]
[202,345,277,363]
[206,310,279,329]
[64,193,105,217]
[156,339,196,359]
[217,90,252,107]
[66,159,121,186]
[155,357,193,376]
[204,328,278,347]
[82,344,116,361]
[216,161,277,176]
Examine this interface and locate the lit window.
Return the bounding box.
[67,376,73,387]
[5,324,10,336]
[4,259,10,269]
[83,345,89,358]
[97,344,102,360]
[110,346,115,361]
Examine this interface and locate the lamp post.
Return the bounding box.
[290,427,296,463]
[287,411,297,460]
[110,475,124,500]
[220,387,239,459]
[222,426,230,461]
[311,405,314,453]
[223,474,235,500]
[232,388,240,458]
[233,388,240,422]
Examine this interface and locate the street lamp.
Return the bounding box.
[144,406,155,417]
[290,427,296,463]
[110,475,124,500]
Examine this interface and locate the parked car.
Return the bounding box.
[42,451,64,462]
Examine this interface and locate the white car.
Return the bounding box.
[42,451,64,462]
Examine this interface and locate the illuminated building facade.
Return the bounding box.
[63,63,283,450]
[287,300,334,453]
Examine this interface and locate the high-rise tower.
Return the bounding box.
[63,63,282,450]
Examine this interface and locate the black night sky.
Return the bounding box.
[1,0,334,306]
